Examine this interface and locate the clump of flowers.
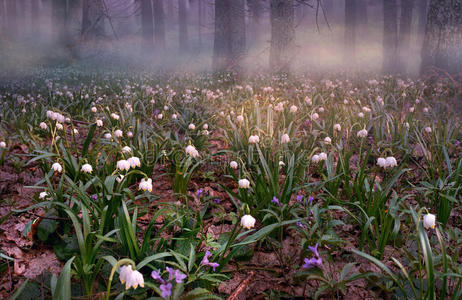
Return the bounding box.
[201,250,220,271]
[376,156,398,169]
[185,145,199,158]
[238,179,250,189]
[151,267,187,299]
[357,129,368,138]
[139,178,153,192]
[81,163,93,174]
[248,135,260,144]
[302,243,322,269]
[119,265,144,290]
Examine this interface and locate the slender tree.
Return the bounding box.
[81,0,105,41]
[5,0,17,38]
[52,0,68,46]
[416,0,427,41]
[397,0,414,74]
[213,0,246,71]
[247,0,263,44]
[344,0,357,65]
[382,0,398,73]
[140,0,154,48]
[153,0,166,50]
[269,0,295,72]
[421,0,462,74]
[197,0,202,49]
[31,0,41,36]
[178,0,188,51]
[166,0,175,27]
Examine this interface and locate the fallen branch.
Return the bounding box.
[226,271,255,300]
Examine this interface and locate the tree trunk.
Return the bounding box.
[230,0,246,68]
[178,0,188,51]
[382,0,398,73]
[269,0,295,73]
[397,0,414,74]
[357,1,367,35]
[247,0,262,44]
[153,0,166,51]
[166,0,175,26]
[213,0,246,71]
[421,0,462,74]
[417,0,427,38]
[52,0,68,45]
[81,0,105,41]
[140,0,154,49]
[323,0,333,15]
[31,0,41,36]
[6,0,17,38]
[344,0,357,65]
[197,0,202,49]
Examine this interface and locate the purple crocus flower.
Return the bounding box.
[91,194,98,201]
[201,250,220,271]
[213,198,220,204]
[296,195,303,203]
[197,189,204,197]
[308,196,314,205]
[302,256,322,269]
[174,270,186,283]
[308,243,320,257]
[160,282,172,298]
[166,267,175,282]
[271,196,279,205]
[302,243,322,269]
[153,109,159,116]
[151,269,163,282]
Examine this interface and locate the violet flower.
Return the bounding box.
[201,250,220,271]
[302,243,322,269]
[160,282,172,298]
[271,196,280,205]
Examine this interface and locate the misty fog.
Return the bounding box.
[0,0,431,76]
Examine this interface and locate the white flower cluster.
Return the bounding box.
[119,265,144,290]
[376,156,398,169]
[312,152,327,163]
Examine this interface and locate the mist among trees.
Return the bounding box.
[0,0,460,76]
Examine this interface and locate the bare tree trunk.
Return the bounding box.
[213,0,230,70]
[416,0,427,47]
[417,0,428,35]
[6,0,17,38]
[197,0,202,49]
[247,0,262,45]
[269,0,295,73]
[213,0,246,71]
[178,0,188,51]
[31,0,41,36]
[153,0,166,51]
[52,0,68,45]
[344,0,357,65]
[357,1,367,37]
[382,0,398,73]
[140,0,154,49]
[397,0,414,74]
[81,0,105,41]
[166,0,175,26]
[421,0,462,74]
[323,0,333,14]
[230,0,246,68]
